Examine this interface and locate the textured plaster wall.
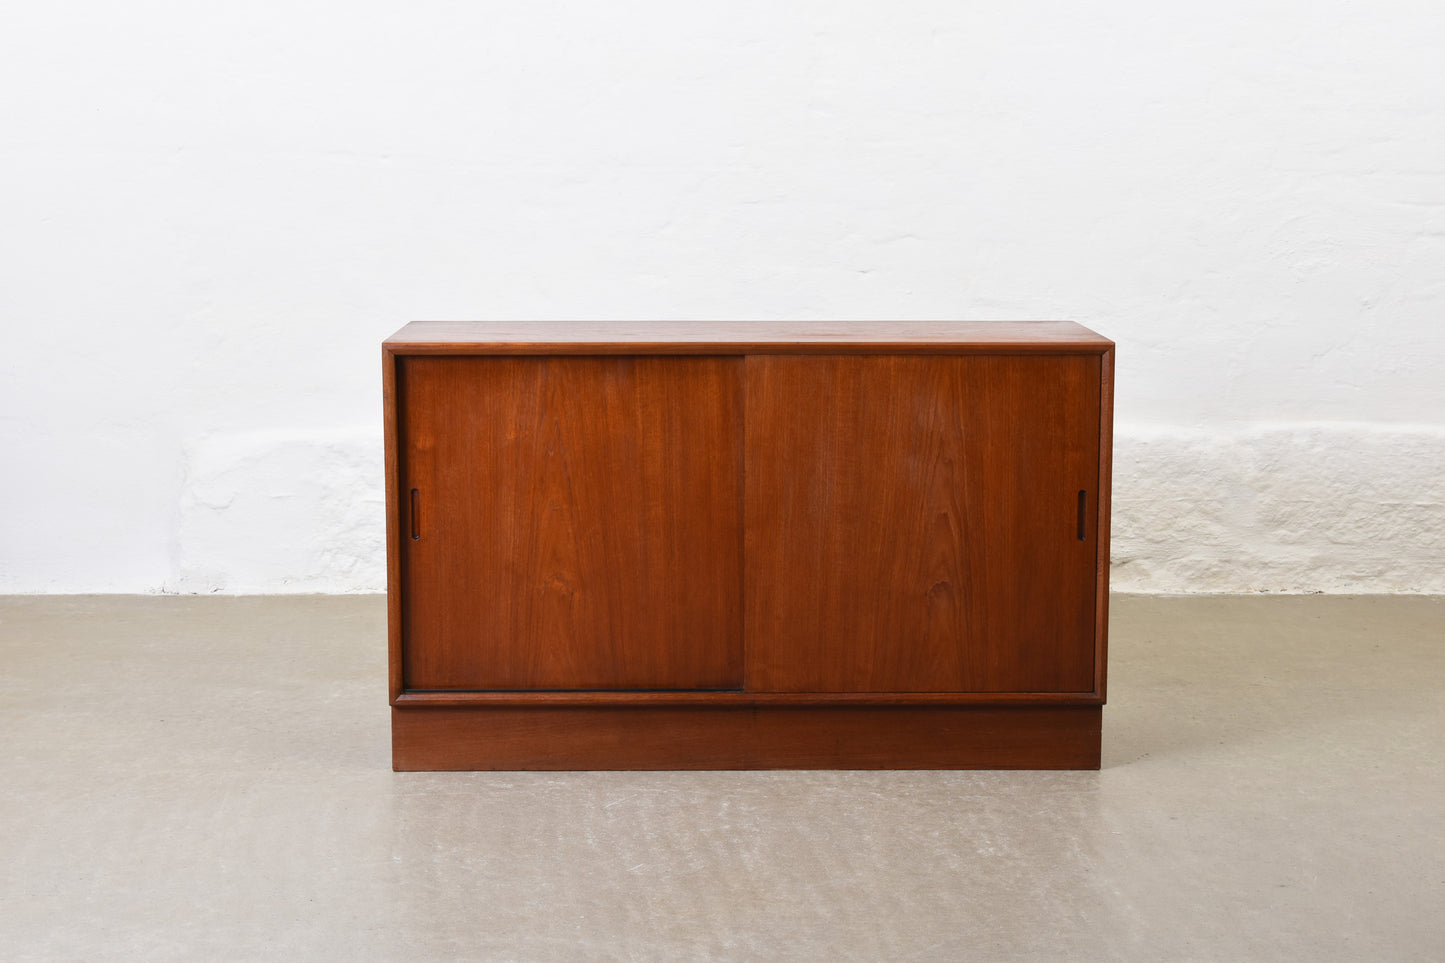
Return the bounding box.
[2,2,1443,594]
[1113,425,1445,593]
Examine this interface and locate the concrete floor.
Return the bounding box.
[0,596,1441,961]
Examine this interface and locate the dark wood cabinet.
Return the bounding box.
[398,355,743,691]
[384,321,1113,770]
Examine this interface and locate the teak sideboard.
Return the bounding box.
[384,321,1114,770]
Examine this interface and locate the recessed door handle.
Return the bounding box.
[1077,490,1087,541]
[410,489,421,540]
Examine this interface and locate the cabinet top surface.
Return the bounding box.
[385,321,1113,354]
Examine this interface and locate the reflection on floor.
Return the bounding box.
[1,594,1441,961]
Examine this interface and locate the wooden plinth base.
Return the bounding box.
[392,705,1101,771]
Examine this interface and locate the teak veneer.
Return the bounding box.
[384,321,1114,770]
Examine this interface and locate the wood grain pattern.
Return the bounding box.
[383,347,404,702]
[1095,346,1115,700]
[392,706,1102,770]
[393,689,1102,707]
[385,324,1113,769]
[745,355,1101,693]
[399,355,743,690]
[386,320,1113,354]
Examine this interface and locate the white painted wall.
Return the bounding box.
[2,1,1442,594]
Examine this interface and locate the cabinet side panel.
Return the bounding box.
[1095,347,1114,701]
[384,348,403,702]
[745,355,1099,693]
[400,356,743,690]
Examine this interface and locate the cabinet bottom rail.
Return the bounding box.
[392,705,1102,771]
